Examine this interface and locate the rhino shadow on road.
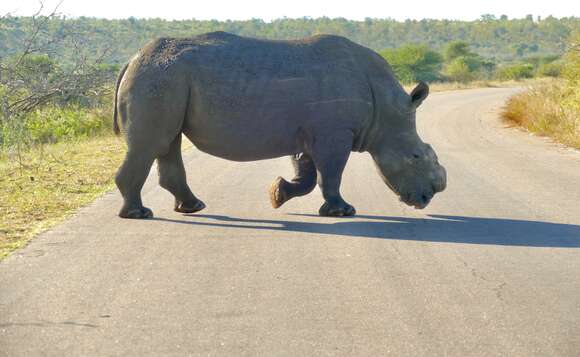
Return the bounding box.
[152,214,580,248]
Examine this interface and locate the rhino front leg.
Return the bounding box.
[311,134,356,217]
[269,153,317,208]
[157,134,206,214]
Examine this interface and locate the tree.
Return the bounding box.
[480,14,497,22]
[444,41,472,61]
[442,41,490,81]
[444,57,475,82]
[379,44,443,83]
[0,3,114,120]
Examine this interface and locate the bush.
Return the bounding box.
[537,62,564,77]
[442,42,491,81]
[444,41,472,62]
[1,105,111,149]
[26,106,110,143]
[562,32,579,85]
[379,44,443,83]
[560,32,579,116]
[496,63,535,80]
[444,58,473,82]
[444,56,484,82]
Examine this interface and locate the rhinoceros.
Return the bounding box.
[113,31,446,219]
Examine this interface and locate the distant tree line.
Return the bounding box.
[1,15,577,66]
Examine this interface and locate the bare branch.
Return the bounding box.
[32,0,45,18]
[14,0,64,67]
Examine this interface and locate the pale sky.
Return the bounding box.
[1,0,578,21]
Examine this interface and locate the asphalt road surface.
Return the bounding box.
[1,88,579,356]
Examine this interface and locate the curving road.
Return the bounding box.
[1,88,579,356]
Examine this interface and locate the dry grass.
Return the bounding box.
[502,79,580,149]
[0,135,126,259]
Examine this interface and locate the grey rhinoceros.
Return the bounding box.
[113,31,446,219]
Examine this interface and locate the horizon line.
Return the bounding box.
[4,13,578,23]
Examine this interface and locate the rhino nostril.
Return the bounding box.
[433,178,446,192]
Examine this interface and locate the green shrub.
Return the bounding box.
[1,105,111,149]
[444,57,477,82]
[442,42,491,81]
[379,44,443,83]
[562,32,579,84]
[537,62,564,77]
[496,63,535,80]
[444,41,472,62]
[25,106,110,143]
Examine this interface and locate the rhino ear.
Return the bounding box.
[410,81,429,108]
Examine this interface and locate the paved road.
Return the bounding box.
[1,88,579,356]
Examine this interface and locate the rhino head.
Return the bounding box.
[369,82,447,209]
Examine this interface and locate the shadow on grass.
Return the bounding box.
[152,213,580,248]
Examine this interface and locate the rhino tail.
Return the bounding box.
[113,63,129,135]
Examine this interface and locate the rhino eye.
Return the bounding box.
[412,154,421,159]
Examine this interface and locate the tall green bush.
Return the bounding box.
[442,41,488,81]
[379,44,443,83]
[444,57,475,82]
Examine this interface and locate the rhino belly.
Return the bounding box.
[184,110,303,162]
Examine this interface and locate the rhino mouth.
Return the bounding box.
[399,192,433,209]
[382,175,434,209]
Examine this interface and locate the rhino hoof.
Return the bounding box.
[175,199,206,214]
[119,207,154,219]
[319,202,356,217]
[269,176,289,209]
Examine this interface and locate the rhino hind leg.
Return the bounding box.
[158,134,206,214]
[269,153,317,208]
[311,134,356,217]
[116,149,156,219]
[115,80,191,219]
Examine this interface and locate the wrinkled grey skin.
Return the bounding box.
[113,31,446,219]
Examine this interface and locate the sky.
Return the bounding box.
[1,0,578,21]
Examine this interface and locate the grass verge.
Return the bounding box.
[0,135,126,259]
[502,79,580,149]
